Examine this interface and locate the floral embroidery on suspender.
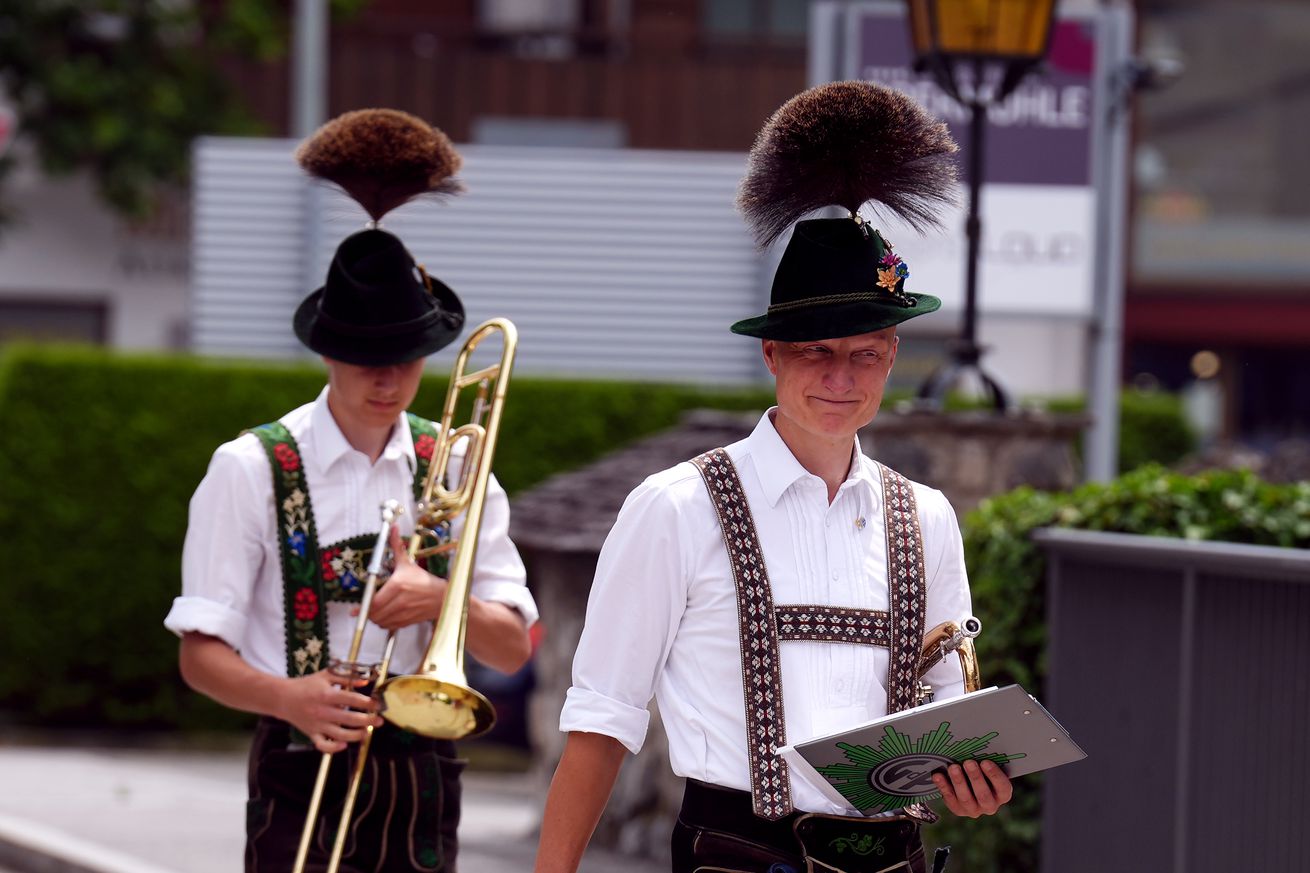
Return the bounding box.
[318,540,372,598]
[406,413,450,578]
[249,415,446,681]
[250,422,329,678]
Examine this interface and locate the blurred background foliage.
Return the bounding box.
[1047,390,1197,474]
[0,0,365,222]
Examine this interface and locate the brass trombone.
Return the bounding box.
[916,615,982,704]
[378,317,518,740]
[292,317,518,873]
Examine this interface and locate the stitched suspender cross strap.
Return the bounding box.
[691,449,927,821]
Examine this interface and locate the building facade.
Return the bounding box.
[3,0,1306,447]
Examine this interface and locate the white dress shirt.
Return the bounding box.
[164,386,537,678]
[560,409,971,814]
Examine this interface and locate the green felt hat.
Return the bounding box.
[734,81,958,341]
[730,217,941,341]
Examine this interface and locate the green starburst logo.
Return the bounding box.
[815,721,1026,813]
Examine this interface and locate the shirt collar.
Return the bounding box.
[308,385,416,475]
[745,408,878,508]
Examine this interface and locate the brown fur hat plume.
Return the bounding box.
[296,108,463,222]
[738,81,959,248]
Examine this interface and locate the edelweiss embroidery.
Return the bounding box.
[250,415,447,682]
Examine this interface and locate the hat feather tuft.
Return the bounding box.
[296,109,463,222]
[737,82,959,248]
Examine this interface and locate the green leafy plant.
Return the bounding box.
[0,0,367,223]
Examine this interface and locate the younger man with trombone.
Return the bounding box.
[535,83,1012,873]
[165,111,537,873]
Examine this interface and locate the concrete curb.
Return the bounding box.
[0,813,176,873]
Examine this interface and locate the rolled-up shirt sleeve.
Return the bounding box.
[919,486,973,701]
[559,476,691,754]
[164,440,269,651]
[467,472,538,627]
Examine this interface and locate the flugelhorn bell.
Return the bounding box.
[915,615,982,705]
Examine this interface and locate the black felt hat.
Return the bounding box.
[292,108,467,365]
[293,229,464,366]
[733,82,958,341]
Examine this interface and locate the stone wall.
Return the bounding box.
[865,408,1088,515]
[524,548,683,863]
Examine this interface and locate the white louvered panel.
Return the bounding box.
[192,137,307,359]
[193,140,768,383]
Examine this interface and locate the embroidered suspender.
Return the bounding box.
[774,605,891,646]
[250,414,441,679]
[691,449,793,820]
[691,448,927,820]
[882,466,929,715]
[406,413,449,579]
[250,423,329,678]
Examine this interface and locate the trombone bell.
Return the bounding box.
[381,676,495,739]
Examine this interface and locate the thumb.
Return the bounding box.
[388,524,413,565]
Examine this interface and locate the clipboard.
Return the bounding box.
[777,684,1087,815]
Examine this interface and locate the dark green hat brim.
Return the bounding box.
[730,293,941,341]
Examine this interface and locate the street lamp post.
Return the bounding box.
[906,0,1059,411]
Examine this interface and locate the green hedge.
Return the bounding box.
[0,344,773,731]
[926,466,1310,872]
[934,387,1196,472]
[1045,388,1197,472]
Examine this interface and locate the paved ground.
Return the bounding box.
[0,744,662,873]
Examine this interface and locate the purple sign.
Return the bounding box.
[856,15,1097,187]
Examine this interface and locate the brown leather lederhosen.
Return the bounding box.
[676,449,931,873]
[245,717,464,873]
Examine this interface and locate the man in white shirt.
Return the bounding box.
[535,83,1011,873]
[164,110,538,873]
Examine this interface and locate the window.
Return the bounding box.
[703,0,807,46]
[0,299,108,345]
